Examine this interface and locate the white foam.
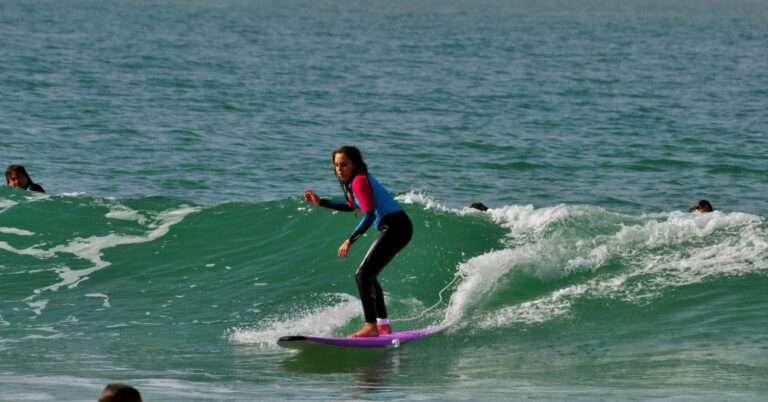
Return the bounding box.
[398,190,504,217]
[228,293,360,348]
[614,211,759,248]
[85,293,111,308]
[442,250,506,327]
[436,204,586,328]
[26,299,48,316]
[0,199,17,212]
[22,192,49,202]
[0,241,53,258]
[397,191,452,212]
[617,220,768,296]
[420,200,765,330]
[439,205,613,328]
[105,204,148,224]
[482,212,768,326]
[490,204,576,236]
[0,227,34,236]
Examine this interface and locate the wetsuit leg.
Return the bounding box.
[355,211,413,323]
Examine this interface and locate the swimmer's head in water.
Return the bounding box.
[5,165,32,189]
[689,199,714,213]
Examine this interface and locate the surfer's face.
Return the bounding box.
[6,171,29,188]
[333,153,356,182]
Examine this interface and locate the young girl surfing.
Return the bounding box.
[304,146,413,338]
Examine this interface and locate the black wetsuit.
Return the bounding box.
[26,183,45,193]
[355,210,412,323]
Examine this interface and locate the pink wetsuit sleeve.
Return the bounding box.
[351,175,374,212]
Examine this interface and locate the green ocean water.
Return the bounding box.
[2,1,768,401]
[1,191,767,400]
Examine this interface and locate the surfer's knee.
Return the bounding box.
[354,269,369,287]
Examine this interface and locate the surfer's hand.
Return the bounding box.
[338,239,351,257]
[304,190,320,205]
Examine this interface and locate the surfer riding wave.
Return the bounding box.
[304,146,413,337]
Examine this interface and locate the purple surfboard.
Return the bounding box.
[278,326,440,349]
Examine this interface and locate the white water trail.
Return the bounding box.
[406,196,768,330]
[228,293,360,348]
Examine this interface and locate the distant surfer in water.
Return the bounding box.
[304,146,413,337]
[689,200,714,213]
[5,165,45,193]
[469,202,489,211]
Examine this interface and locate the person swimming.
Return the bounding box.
[5,165,45,193]
[304,146,413,337]
[98,383,142,402]
[469,202,489,211]
[689,199,714,213]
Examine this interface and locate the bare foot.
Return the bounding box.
[349,323,379,338]
[377,323,392,335]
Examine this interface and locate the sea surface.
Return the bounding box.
[1,1,767,401]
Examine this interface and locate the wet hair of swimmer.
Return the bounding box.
[470,202,489,211]
[5,164,32,185]
[689,199,714,213]
[98,383,142,402]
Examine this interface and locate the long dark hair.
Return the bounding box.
[332,146,369,202]
[5,164,32,185]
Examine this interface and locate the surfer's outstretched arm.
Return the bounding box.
[304,189,354,211]
[319,198,355,212]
